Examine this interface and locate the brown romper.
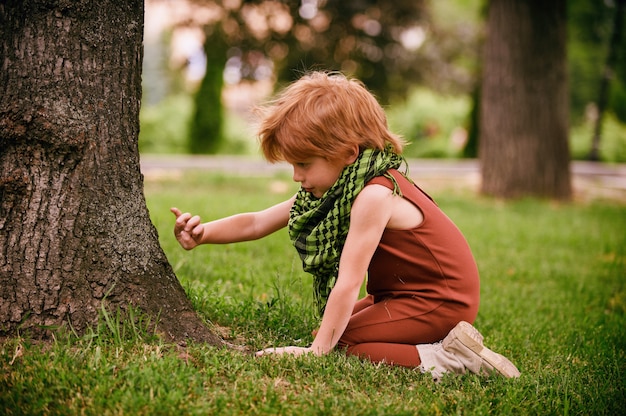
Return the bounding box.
[337,169,480,367]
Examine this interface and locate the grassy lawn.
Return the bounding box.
[2,170,625,415]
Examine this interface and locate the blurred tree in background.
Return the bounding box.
[575,0,625,160]
[271,0,429,103]
[569,0,626,125]
[189,15,228,154]
[169,0,484,153]
[140,0,625,165]
[480,0,571,200]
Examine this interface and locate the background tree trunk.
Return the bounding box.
[479,0,571,199]
[588,0,625,161]
[0,0,222,344]
[189,29,227,154]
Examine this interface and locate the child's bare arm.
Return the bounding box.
[171,195,295,250]
[309,185,393,354]
[256,186,394,358]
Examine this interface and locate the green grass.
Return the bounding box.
[2,172,625,415]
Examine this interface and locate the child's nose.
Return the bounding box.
[292,167,304,182]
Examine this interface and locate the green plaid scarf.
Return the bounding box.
[288,146,407,314]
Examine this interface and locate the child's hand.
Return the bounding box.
[255,346,314,357]
[170,207,204,250]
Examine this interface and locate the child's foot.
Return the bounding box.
[443,321,520,378]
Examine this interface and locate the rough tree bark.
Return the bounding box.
[0,0,223,345]
[479,0,572,199]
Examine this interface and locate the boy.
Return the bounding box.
[172,72,520,380]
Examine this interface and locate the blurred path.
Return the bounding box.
[140,155,626,202]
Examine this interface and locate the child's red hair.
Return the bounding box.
[258,71,405,163]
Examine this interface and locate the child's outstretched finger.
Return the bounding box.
[191,224,204,239]
[174,212,191,227]
[185,215,201,232]
[170,207,182,217]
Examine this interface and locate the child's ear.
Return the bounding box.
[345,144,360,164]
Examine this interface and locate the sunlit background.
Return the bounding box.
[139,0,626,163]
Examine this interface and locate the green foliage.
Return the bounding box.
[387,88,471,158]
[272,0,431,103]
[611,76,626,123]
[568,0,626,123]
[138,0,626,162]
[139,95,255,155]
[138,86,626,162]
[570,112,626,162]
[139,94,192,154]
[2,173,625,415]
[568,0,613,121]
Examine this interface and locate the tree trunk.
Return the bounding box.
[588,0,625,161]
[189,29,227,154]
[479,0,571,199]
[0,0,222,345]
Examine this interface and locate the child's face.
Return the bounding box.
[289,156,349,198]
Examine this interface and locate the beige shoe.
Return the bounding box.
[417,321,521,381]
[443,321,521,378]
[416,342,463,381]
